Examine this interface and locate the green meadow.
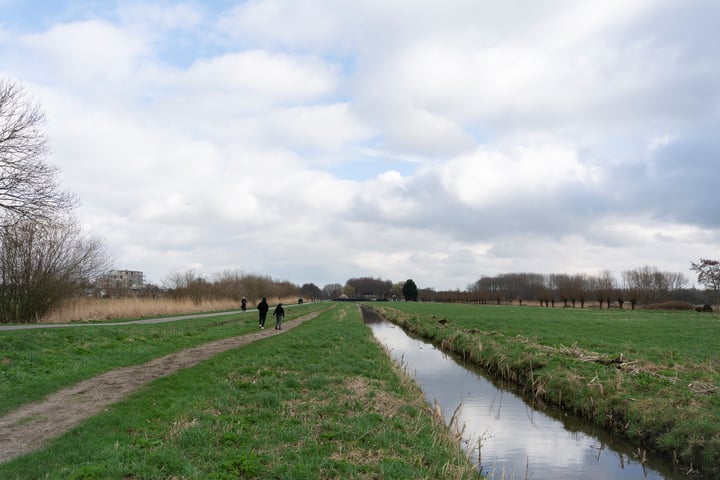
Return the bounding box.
[367,302,720,478]
[0,303,477,479]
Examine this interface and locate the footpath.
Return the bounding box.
[0,309,324,464]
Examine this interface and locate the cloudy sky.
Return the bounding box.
[1,0,718,290]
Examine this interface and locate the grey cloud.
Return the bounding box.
[642,133,720,227]
[346,164,609,244]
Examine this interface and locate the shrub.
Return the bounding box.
[642,301,696,311]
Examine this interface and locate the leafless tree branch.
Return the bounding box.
[0,79,76,225]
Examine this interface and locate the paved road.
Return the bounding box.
[0,302,310,331]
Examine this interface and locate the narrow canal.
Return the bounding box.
[362,308,689,479]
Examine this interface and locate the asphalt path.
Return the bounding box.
[0,302,310,331]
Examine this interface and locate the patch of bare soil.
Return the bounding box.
[0,310,324,464]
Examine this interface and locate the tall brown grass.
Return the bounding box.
[39,296,302,324]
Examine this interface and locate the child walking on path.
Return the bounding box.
[273,303,285,330]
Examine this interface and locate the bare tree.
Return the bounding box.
[0,79,75,224]
[623,266,656,306]
[691,259,720,307]
[212,269,245,301]
[243,274,279,301]
[665,271,688,300]
[571,274,589,308]
[590,271,615,308]
[552,273,572,307]
[321,283,342,299]
[0,215,110,323]
[162,270,212,304]
[271,280,299,300]
[163,269,203,290]
[621,272,640,310]
[622,265,685,306]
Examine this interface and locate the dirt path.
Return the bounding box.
[0,310,325,464]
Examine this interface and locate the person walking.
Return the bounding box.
[241,297,247,312]
[257,297,269,329]
[273,303,285,330]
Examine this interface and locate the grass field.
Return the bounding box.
[366,302,720,478]
[0,302,477,479]
[1,306,295,417]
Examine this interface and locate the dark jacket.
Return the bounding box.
[258,299,269,313]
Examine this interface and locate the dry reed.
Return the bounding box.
[39,296,301,323]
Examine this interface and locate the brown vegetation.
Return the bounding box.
[641,301,697,311]
[39,296,303,323]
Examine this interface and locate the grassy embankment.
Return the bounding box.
[0,302,478,479]
[366,302,720,478]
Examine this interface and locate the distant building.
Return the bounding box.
[95,270,144,292]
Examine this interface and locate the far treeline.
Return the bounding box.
[337,261,720,310]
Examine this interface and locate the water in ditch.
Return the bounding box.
[362,308,690,479]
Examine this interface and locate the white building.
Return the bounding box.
[95,270,144,291]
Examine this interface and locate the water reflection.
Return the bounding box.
[363,309,688,480]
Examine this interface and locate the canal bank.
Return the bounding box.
[364,309,712,480]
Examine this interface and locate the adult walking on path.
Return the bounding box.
[257,297,269,329]
[0,308,327,464]
[273,303,285,329]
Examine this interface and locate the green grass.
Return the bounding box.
[0,303,329,416]
[367,302,720,477]
[0,303,477,479]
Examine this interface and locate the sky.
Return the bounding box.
[1,0,718,290]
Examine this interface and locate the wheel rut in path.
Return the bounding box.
[0,310,325,464]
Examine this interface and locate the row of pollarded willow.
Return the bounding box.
[420,266,717,308]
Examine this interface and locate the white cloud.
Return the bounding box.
[219,0,340,50]
[262,103,374,154]
[439,143,599,208]
[179,50,337,104]
[21,20,148,86]
[0,0,718,289]
[646,134,678,154]
[116,2,202,32]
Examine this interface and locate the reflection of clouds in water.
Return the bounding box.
[371,323,448,375]
[460,400,592,473]
[367,319,675,480]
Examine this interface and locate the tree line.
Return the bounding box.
[161,270,324,304]
[335,266,720,310]
[420,265,717,308]
[158,275,416,306]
